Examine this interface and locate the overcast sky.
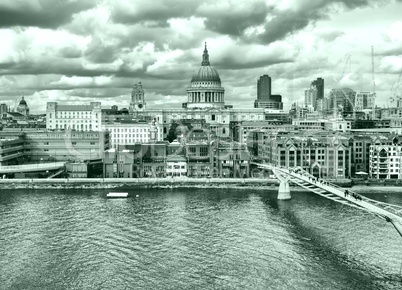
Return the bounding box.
[1,0,402,113]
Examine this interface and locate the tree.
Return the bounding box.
[166,121,179,142]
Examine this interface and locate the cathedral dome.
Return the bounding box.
[190,43,221,84]
[185,43,225,109]
[19,96,27,105]
[191,66,221,83]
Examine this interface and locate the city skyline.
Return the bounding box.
[0,0,401,113]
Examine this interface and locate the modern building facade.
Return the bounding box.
[305,87,317,109]
[328,88,356,115]
[311,78,324,100]
[355,91,375,112]
[0,134,25,166]
[257,75,271,100]
[24,130,109,162]
[254,75,283,109]
[0,130,109,165]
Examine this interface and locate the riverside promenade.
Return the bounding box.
[0,177,353,190]
[0,177,276,190]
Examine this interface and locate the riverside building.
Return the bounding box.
[369,136,402,179]
[0,129,109,164]
[257,132,351,179]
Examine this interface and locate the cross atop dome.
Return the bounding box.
[201,42,210,66]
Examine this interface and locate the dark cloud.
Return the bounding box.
[58,46,83,59]
[375,46,402,56]
[0,0,96,28]
[84,37,119,64]
[252,0,392,44]
[111,0,196,25]
[201,2,271,36]
[317,30,345,42]
[66,87,128,99]
[216,56,292,70]
[260,11,314,43]
[0,54,151,78]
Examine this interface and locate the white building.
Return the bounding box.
[46,102,102,131]
[166,155,187,177]
[370,136,402,179]
[103,121,163,148]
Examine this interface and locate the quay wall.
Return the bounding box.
[0,178,353,190]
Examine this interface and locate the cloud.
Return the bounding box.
[199,1,271,36]
[316,29,345,42]
[1,0,402,113]
[248,0,392,44]
[110,0,197,26]
[0,0,96,28]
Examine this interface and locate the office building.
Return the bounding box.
[355,91,375,112]
[254,75,283,109]
[311,78,324,100]
[305,87,317,109]
[257,75,271,100]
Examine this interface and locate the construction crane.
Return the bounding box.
[13,96,20,112]
[330,54,356,120]
[371,46,376,120]
[390,70,402,107]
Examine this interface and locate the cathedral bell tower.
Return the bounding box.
[129,81,146,113]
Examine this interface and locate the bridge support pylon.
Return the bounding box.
[278,179,291,200]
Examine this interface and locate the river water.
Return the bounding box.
[0,187,402,290]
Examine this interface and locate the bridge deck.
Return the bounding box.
[252,162,402,226]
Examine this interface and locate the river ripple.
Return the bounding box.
[0,187,402,290]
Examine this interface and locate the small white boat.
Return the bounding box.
[107,192,129,198]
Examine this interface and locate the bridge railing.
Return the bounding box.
[277,165,402,217]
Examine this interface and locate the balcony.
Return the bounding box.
[0,152,24,162]
[0,145,25,154]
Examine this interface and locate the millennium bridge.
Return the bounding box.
[252,162,402,238]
